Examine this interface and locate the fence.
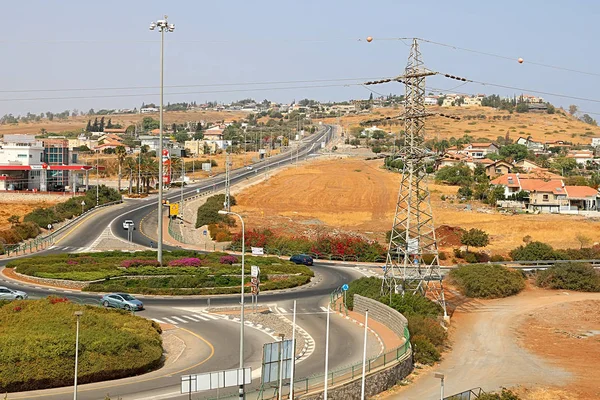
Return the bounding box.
[3,199,123,257]
[445,387,485,399]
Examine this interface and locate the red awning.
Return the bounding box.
[0,165,94,171]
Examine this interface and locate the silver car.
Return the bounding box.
[101,293,144,311]
[0,286,28,300]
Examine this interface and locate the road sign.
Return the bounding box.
[251,265,260,277]
[261,339,294,384]
[181,367,251,394]
[251,247,264,255]
[169,203,179,216]
[203,230,207,236]
[342,284,349,291]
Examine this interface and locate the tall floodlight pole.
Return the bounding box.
[73,311,83,400]
[149,15,175,264]
[363,39,456,317]
[96,151,99,206]
[218,210,245,400]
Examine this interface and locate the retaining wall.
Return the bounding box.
[353,294,408,338]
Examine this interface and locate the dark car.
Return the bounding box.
[290,254,314,266]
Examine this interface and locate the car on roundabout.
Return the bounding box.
[122,220,135,230]
[290,254,314,266]
[101,293,144,311]
[0,286,28,300]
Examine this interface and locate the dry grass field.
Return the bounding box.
[0,110,249,135]
[233,157,600,255]
[0,200,63,230]
[320,106,600,145]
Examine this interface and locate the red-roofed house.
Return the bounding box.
[491,173,599,213]
[567,150,594,165]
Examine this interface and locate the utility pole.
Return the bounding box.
[225,151,231,212]
[363,39,463,317]
[180,157,185,224]
[96,151,99,206]
[137,151,141,194]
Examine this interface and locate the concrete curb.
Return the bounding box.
[337,310,385,357]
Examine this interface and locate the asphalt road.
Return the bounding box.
[0,125,380,400]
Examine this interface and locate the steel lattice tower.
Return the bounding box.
[381,39,447,317]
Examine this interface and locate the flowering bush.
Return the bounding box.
[66,259,78,265]
[168,258,206,267]
[121,259,161,268]
[13,306,21,312]
[48,296,69,305]
[219,255,239,265]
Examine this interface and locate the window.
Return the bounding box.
[17,154,27,158]
[543,194,549,202]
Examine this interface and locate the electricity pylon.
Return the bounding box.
[366,39,448,317]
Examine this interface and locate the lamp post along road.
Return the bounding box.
[218,210,245,400]
[73,311,83,400]
[149,15,175,264]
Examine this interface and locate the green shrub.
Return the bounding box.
[536,263,600,292]
[438,252,447,260]
[406,315,447,347]
[195,194,236,228]
[383,292,443,318]
[411,335,440,365]
[0,299,162,392]
[449,264,525,298]
[464,252,478,263]
[510,241,563,261]
[477,389,521,400]
[345,277,382,310]
[490,254,505,262]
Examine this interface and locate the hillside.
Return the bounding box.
[0,110,249,135]
[322,106,600,145]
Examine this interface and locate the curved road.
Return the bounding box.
[0,126,381,400]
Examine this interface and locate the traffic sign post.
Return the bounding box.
[342,283,349,309]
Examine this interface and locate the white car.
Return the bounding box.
[123,220,135,230]
[0,286,28,300]
[245,166,253,170]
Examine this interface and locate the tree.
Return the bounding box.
[435,164,474,186]
[460,228,490,252]
[437,96,446,106]
[569,104,578,116]
[175,132,189,143]
[85,120,92,132]
[546,103,556,114]
[498,144,529,161]
[7,215,20,226]
[115,145,127,192]
[580,113,597,126]
[193,131,204,140]
[515,102,529,113]
[575,233,592,249]
[551,157,578,175]
[99,117,105,132]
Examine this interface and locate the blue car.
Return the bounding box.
[101,293,144,311]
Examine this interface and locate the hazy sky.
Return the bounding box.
[2,0,599,117]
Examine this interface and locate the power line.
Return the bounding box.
[0,77,391,94]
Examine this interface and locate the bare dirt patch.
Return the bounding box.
[232,157,600,254]
[517,299,600,400]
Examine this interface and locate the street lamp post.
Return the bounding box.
[73,311,83,400]
[218,210,245,400]
[80,200,85,215]
[149,15,175,264]
[434,372,445,400]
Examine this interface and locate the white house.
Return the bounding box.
[592,138,600,147]
[140,107,159,114]
[567,150,595,165]
[424,96,438,105]
[0,135,44,165]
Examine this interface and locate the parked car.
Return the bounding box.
[122,220,135,230]
[290,254,314,266]
[245,165,253,170]
[101,293,144,311]
[0,286,28,300]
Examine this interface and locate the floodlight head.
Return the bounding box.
[74,311,83,316]
[217,210,229,215]
[149,22,156,30]
[168,24,175,32]
[434,372,444,380]
[157,19,166,26]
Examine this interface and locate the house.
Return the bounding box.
[140,107,159,114]
[424,96,438,106]
[545,140,571,150]
[516,137,545,152]
[446,142,499,159]
[203,127,224,141]
[527,103,548,113]
[491,173,598,213]
[184,140,205,156]
[567,150,595,165]
[520,94,544,103]
[484,160,514,179]
[592,138,600,147]
[102,128,127,134]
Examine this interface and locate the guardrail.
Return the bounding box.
[445,387,485,399]
[3,199,123,257]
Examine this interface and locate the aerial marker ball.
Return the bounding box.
[518,58,524,64]
[366,36,373,43]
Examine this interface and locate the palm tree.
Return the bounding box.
[115,145,127,193]
[124,156,136,194]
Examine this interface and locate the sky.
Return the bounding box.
[2,0,600,117]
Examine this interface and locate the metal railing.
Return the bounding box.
[445,387,485,399]
[204,326,411,400]
[3,199,123,257]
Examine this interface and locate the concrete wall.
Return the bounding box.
[353,294,408,338]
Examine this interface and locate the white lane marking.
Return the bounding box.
[203,314,219,320]
[193,314,210,321]
[320,306,328,312]
[151,318,165,324]
[277,307,287,314]
[183,315,200,322]
[162,317,179,325]
[171,316,188,323]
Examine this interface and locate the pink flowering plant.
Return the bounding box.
[120,259,161,269]
[168,258,206,267]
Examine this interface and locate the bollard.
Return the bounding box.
[207,298,211,308]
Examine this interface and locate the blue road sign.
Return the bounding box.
[341,284,349,291]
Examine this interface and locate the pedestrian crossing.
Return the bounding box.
[49,245,89,253]
[151,312,221,325]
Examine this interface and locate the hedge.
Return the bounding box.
[0,298,162,392]
[196,194,236,228]
[449,264,525,298]
[535,262,600,292]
